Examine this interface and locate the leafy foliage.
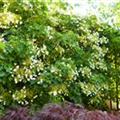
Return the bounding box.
[1,101,120,120]
[2,106,30,120]
[0,0,120,112]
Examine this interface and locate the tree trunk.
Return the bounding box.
[110,98,112,110]
[116,81,119,110]
[115,54,119,110]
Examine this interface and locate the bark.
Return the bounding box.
[115,54,119,110]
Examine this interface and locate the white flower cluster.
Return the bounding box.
[41,44,49,57]
[11,58,44,83]
[80,82,97,97]
[80,66,92,78]
[50,61,75,80]
[87,32,108,45]
[51,66,59,74]
[88,52,107,71]
[37,79,43,85]
[12,87,28,105]
[0,12,21,28]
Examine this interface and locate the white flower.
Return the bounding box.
[53,91,57,96]
[14,78,18,83]
[33,95,38,99]
[16,65,19,69]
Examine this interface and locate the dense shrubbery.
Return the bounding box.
[1,101,120,120]
[0,0,120,113]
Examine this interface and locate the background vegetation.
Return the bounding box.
[0,0,120,113]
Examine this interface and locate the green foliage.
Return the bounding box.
[0,0,120,112]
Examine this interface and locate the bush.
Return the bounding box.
[1,101,120,120]
[0,0,119,112]
[2,106,31,120]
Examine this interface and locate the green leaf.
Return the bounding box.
[0,72,5,77]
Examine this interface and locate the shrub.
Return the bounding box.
[0,0,120,112]
[1,101,120,120]
[2,106,31,120]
